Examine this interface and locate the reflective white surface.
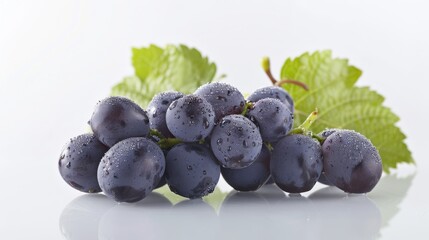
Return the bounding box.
[59,175,414,240]
[1,0,428,239]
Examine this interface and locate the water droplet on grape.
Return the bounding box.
[169,101,178,110]
[216,96,227,102]
[220,119,231,127]
[203,118,210,129]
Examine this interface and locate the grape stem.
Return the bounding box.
[149,129,182,149]
[158,138,182,149]
[298,108,319,131]
[264,142,274,151]
[275,79,309,91]
[311,133,326,143]
[241,101,254,115]
[289,109,325,143]
[261,56,309,91]
[150,129,165,139]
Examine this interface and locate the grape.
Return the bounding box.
[210,115,263,169]
[58,133,108,193]
[89,96,150,147]
[166,94,215,142]
[194,82,245,122]
[97,137,165,203]
[247,98,293,142]
[221,145,271,191]
[265,176,275,185]
[319,128,337,138]
[271,134,323,193]
[322,130,382,193]
[247,86,294,113]
[153,148,170,189]
[165,143,220,199]
[147,91,184,138]
[317,173,333,186]
[154,176,166,189]
[317,129,337,186]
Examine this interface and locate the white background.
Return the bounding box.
[0,0,428,239]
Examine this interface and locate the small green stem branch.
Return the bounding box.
[289,109,324,143]
[241,101,254,115]
[275,79,309,91]
[150,129,182,149]
[298,108,319,131]
[261,56,309,91]
[311,133,325,143]
[158,138,182,149]
[261,57,277,85]
[150,129,165,139]
[264,142,274,151]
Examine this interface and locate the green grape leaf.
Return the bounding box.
[111,44,217,108]
[280,50,413,172]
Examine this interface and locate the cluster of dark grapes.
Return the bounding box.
[59,82,383,203]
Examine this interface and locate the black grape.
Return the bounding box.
[154,176,166,189]
[247,86,294,113]
[165,143,220,199]
[317,173,333,186]
[58,133,108,193]
[97,137,165,203]
[194,82,245,122]
[247,98,293,142]
[166,94,215,142]
[147,91,184,138]
[153,149,170,190]
[89,96,150,147]
[265,176,275,185]
[322,130,382,193]
[319,128,337,138]
[271,134,323,193]
[221,145,271,191]
[210,115,263,169]
[317,129,337,186]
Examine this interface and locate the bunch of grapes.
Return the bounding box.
[59,81,382,203]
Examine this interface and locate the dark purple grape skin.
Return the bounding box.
[317,173,333,186]
[153,149,170,190]
[247,98,293,142]
[271,134,323,193]
[322,130,382,193]
[319,129,337,139]
[210,115,263,169]
[165,143,220,199]
[221,145,271,191]
[166,94,215,142]
[265,176,275,185]
[97,137,165,203]
[154,175,166,189]
[194,82,245,123]
[147,91,184,138]
[247,86,294,113]
[89,96,150,147]
[317,129,338,186]
[58,133,109,193]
